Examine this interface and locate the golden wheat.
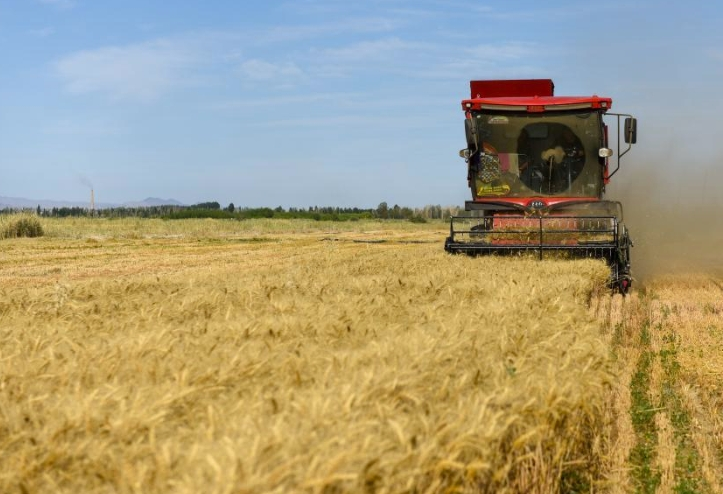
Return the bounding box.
[0,218,613,493]
[34,216,442,240]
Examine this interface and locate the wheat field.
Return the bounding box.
[2,216,721,492]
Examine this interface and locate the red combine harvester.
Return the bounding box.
[444,79,637,293]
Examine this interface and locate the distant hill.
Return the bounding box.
[0,196,185,210]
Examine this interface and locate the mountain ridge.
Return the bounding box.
[0,196,185,209]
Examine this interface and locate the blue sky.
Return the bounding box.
[1,0,722,208]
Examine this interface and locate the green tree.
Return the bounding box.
[192,201,220,210]
[376,202,388,219]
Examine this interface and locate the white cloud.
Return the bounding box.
[316,37,428,62]
[257,17,398,44]
[54,39,199,101]
[249,115,396,128]
[464,42,535,62]
[237,59,304,82]
[304,37,537,81]
[211,92,364,109]
[305,37,433,78]
[43,118,122,136]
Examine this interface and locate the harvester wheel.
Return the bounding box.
[619,277,631,295]
[608,258,631,295]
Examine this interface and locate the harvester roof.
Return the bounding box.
[462,79,612,113]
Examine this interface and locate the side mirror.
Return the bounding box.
[464,118,477,149]
[624,117,637,144]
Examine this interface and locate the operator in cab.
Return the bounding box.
[539,127,586,194]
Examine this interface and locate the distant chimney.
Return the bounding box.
[90,188,95,215]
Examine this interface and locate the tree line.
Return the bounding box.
[0,202,463,222]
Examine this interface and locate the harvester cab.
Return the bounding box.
[445,79,637,293]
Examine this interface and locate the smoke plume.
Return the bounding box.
[76,173,93,190]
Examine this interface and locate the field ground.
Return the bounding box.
[596,276,723,493]
[1,217,722,492]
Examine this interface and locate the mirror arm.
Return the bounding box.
[606,113,636,180]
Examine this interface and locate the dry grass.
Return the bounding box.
[0,218,615,493]
[646,275,723,492]
[0,213,44,239]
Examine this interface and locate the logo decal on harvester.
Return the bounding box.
[529,200,546,209]
[487,116,509,125]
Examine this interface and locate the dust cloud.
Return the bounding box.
[607,148,723,284]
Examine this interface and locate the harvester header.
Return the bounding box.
[445,78,637,293]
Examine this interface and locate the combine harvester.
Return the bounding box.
[445,79,637,293]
